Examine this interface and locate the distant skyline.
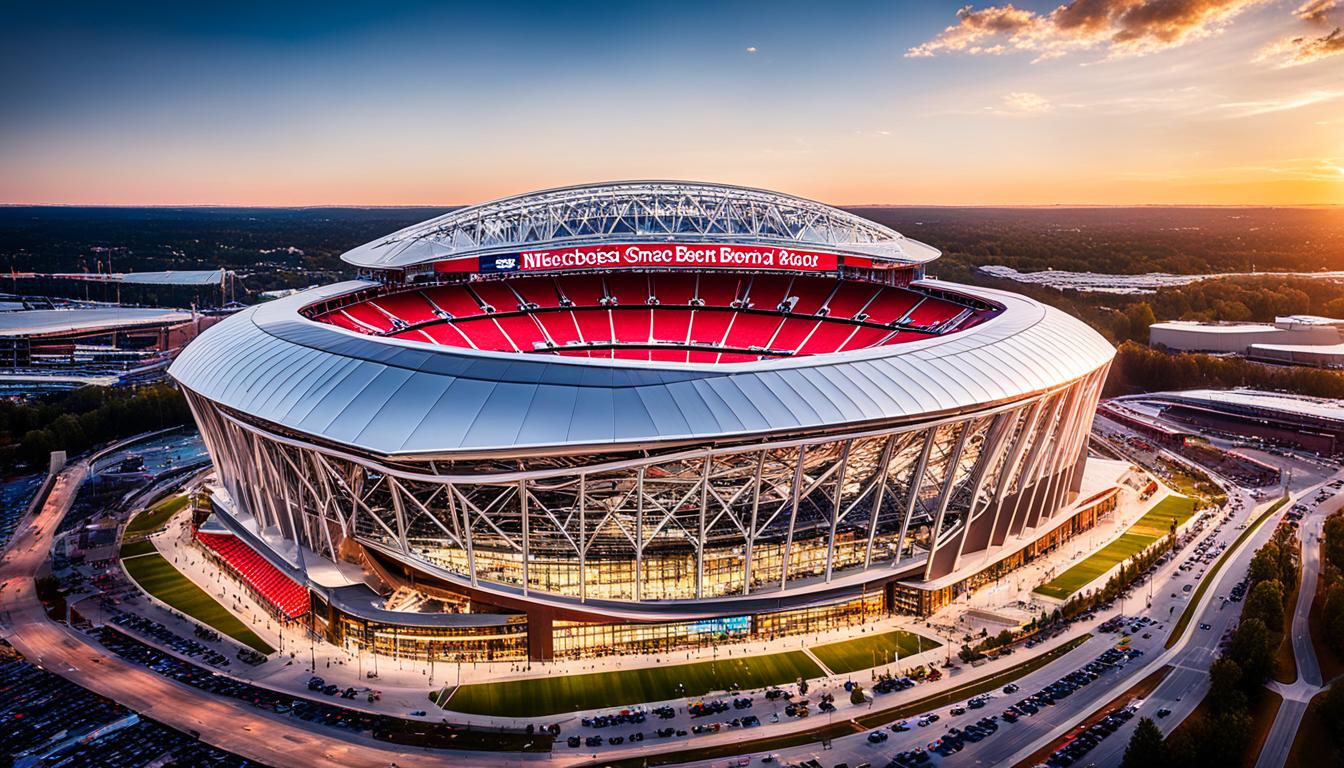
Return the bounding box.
[1,1,1341,207]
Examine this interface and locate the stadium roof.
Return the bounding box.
[170,280,1113,458]
[1151,388,1344,424]
[341,180,940,270]
[0,307,194,337]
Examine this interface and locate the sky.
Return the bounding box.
[0,0,1341,206]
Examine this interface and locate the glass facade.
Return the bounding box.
[183,365,1106,618]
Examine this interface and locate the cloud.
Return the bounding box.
[1296,0,1340,23]
[1256,0,1344,66]
[1217,88,1344,116]
[906,0,1268,60]
[1001,91,1054,113]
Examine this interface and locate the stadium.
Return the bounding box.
[169,181,1115,662]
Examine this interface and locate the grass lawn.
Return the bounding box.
[1035,494,1198,600]
[599,634,1093,768]
[118,539,158,559]
[122,552,273,654]
[810,629,942,675]
[124,494,189,538]
[445,650,823,717]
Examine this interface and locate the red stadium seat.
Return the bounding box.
[604,273,650,306]
[610,309,652,343]
[797,320,855,355]
[195,531,308,619]
[724,313,782,349]
[453,317,516,351]
[651,308,692,344]
[494,314,548,351]
[510,276,565,308]
[535,311,583,345]
[688,310,732,346]
[650,273,697,306]
[823,281,882,319]
[469,280,520,313]
[340,302,395,332]
[694,273,744,307]
[370,292,437,325]
[421,285,485,319]
[860,288,922,325]
[769,317,819,351]
[573,308,613,343]
[789,278,837,315]
[556,274,607,307]
[743,275,793,311]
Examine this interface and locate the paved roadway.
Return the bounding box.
[1070,474,1342,768]
[0,456,549,768]
[650,480,1268,768]
[1254,487,1339,768]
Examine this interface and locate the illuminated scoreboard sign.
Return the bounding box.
[688,615,751,636]
[474,243,841,274]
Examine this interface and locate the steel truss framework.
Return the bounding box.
[349,181,929,269]
[183,366,1105,615]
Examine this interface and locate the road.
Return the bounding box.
[654,479,1270,768]
[1254,487,1339,768]
[0,454,549,768]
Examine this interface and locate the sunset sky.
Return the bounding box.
[1,1,1341,206]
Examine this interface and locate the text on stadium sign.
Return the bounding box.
[476,243,840,273]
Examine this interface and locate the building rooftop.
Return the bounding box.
[0,307,194,337]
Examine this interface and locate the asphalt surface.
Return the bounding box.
[0,453,550,768]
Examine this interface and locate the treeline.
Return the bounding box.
[1123,524,1299,767]
[1311,512,1344,761]
[1104,341,1344,399]
[1,383,192,470]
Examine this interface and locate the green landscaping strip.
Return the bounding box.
[590,633,1093,768]
[118,539,158,559]
[445,650,823,717]
[124,494,189,537]
[122,552,273,654]
[1035,494,1197,600]
[810,629,942,675]
[1166,494,1289,649]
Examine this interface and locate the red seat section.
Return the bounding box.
[511,276,565,308]
[903,297,964,330]
[743,275,793,311]
[790,278,837,315]
[311,275,993,360]
[650,273,697,306]
[694,273,744,307]
[724,313,782,349]
[469,280,519,313]
[604,273,649,306]
[340,302,395,332]
[453,317,516,351]
[611,309,652,343]
[556,274,607,307]
[195,531,308,619]
[688,310,732,346]
[573,308,613,344]
[860,288,922,325]
[370,292,438,325]
[651,308,692,344]
[421,285,484,319]
[824,282,882,319]
[495,314,548,351]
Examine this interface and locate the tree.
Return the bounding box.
[1207,657,1247,714]
[1244,579,1286,633]
[1248,544,1282,587]
[1229,618,1275,685]
[1122,717,1167,768]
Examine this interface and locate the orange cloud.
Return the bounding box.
[1256,0,1344,65]
[907,0,1267,59]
